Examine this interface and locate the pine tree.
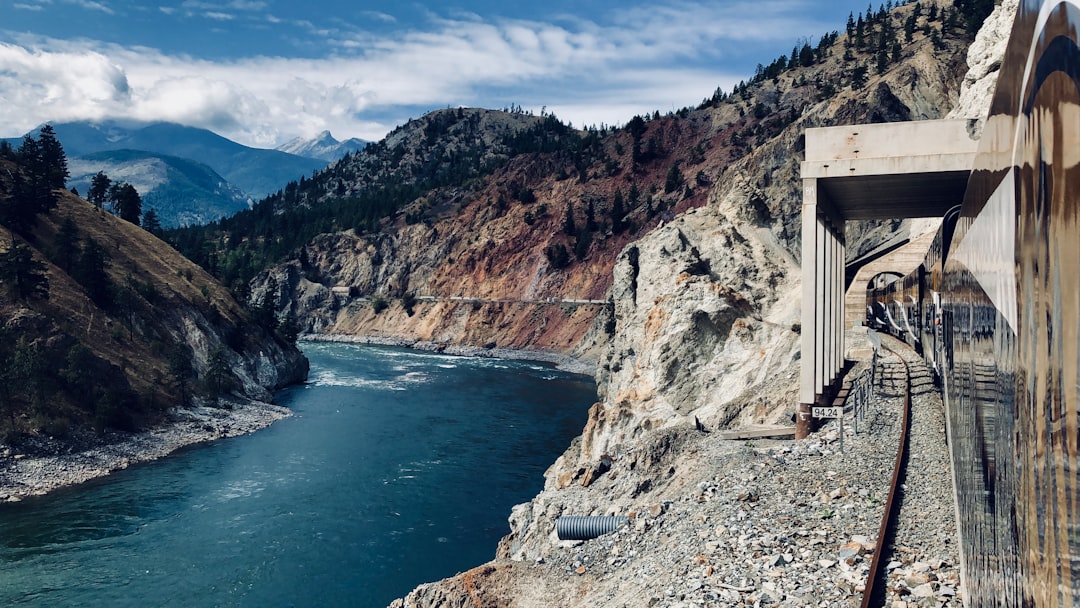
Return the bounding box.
[74,238,112,307]
[562,202,576,236]
[876,48,890,73]
[904,12,917,42]
[664,164,684,194]
[851,64,870,88]
[0,241,49,300]
[611,190,627,234]
[36,125,68,190]
[88,172,111,210]
[6,135,58,229]
[585,199,598,232]
[204,345,232,404]
[252,276,278,329]
[142,208,162,235]
[167,344,195,406]
[109,182,142,225]
[53,216,80,272]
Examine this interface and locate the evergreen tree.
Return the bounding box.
[36,125,68,190]
[16,135,41,178]
[851,64,870,88]
[142,208,162,235]
[252,276,278,329]
[0,241,49,300]
[204,345,232,404]
[62,344,98,403]
[876,48,890,73]
[611,190,627,234]
[167,344,195,407]
[562,202,576,236]
[544,243,570,269]
[110,182,142,225]
[5,135,58,230]
[88,172,111,210]
[585,199,598,232]
[664,164,684,194]
[53,216,80,272]
[74,238,112,307]
[11,337,47,412]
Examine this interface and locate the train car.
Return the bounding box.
[857,1,1080,604]
[865,268,920,349]
[917,205,962,379]
[937,1,1080,603]
[865,271,903,334]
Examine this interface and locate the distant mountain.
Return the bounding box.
[68,150,250,227]
[9,120,328,200]
[275,131,367,162]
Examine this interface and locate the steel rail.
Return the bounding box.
[860,340,912,608]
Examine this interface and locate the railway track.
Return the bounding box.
[861,336,912,608]
[858,333,961,606]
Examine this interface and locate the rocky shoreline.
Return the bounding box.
[300,333,598,376]
[0,337,590,504]
[0,333,591,505]
[391,340,961,607]
[0,399,291,503]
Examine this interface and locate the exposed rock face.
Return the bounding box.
[389,2,1004,605]
[947,0,1018,128]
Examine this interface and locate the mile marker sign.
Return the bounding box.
[812,406,842,418]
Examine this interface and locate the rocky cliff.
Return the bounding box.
[258,4,970,366]
[386,0,1013,605]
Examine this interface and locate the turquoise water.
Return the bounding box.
[0,343,595,607]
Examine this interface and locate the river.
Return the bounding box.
[0,342,596,607]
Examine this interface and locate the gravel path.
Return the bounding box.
[419,337,964,607]
[878,337,962,607]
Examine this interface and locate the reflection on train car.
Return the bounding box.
[859,0,1080,601]
[864,206,961,377]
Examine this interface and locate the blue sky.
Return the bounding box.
[2,0,879,148]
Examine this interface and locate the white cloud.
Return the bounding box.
[180,0,266,10]
[360,11,396,24]
[0,1,833,147]
[0,42,131,126]
[65,0,114,14]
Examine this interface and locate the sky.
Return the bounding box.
[1,0,878,148]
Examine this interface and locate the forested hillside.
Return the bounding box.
[0,129,307,442]
[167,0,993,326]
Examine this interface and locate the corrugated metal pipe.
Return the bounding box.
[556,515,629,541]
